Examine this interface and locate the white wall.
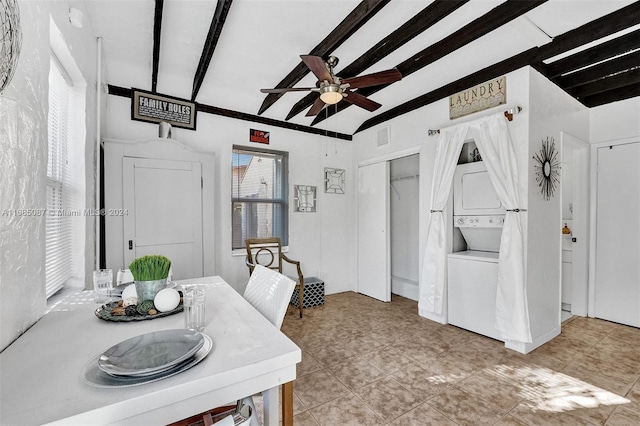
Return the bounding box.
[525,68,589,350]
[103,95,355,295]
[589,97,640,143]
[0,0,100,351]
[353,67,531,324]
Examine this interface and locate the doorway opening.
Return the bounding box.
[357,150,420,303]
[560,131,589,320]
[390,154,420,301]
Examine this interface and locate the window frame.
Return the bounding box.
[231,145,289,250]
[45,49,85,298]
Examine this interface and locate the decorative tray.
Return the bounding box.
[95,299,183,322]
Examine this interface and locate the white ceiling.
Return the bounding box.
[84,0,637,135]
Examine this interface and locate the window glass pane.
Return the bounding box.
[232,202,286,249]
[232,150,282,200]
[45,52,86,298]
[232,146,288,250]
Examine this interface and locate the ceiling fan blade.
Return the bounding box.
[341,68,402,89]
[260,87,315,93]
[305,96,327,117]
[342,90,381,112]
[300,55,332,82]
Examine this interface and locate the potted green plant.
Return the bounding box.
[129,254,172,302]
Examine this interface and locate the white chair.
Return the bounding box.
[243,264,296,330]
[187,266,293,426]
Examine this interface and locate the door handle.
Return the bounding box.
[128,240,133,250]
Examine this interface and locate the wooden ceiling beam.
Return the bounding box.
[191,0,234,101]
[569,68,640,99]
[151,0,164,93]
[557,50,640,89]
[313,0,548,126]
[544,29,640,79]
[257,0,391,115]
[580,82,640,108]
[285,0,469,120]
[106,84,351,141]
[536,2,640,62]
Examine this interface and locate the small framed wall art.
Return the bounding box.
[324,167,345,194]
[294,185,317,212]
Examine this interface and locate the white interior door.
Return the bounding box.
[357,161,390,302]
[123,157,203,280]
[594,142,640,326]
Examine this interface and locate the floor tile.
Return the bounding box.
[390,364,451,400]
[308,393,385,426]
[455,370,523,411]
[364,346,416,375]
[328,357,386,391]
[606,402,640,425]
[387,402,457,425]
[292,410,320,426]
[427,387,506,425]
[354,376,422,422]
[510,398,617,426]
[492,414,529,425]
[294,370,352,409]
[297,351,323,378]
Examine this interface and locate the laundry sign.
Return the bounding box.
[449,76,506,120]
[132,89,197,130]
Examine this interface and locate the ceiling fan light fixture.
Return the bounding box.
[319,84,342,104]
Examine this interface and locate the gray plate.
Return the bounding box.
[98,329,204,377]
[83,334,212,388]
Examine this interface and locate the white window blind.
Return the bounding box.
[46,55,85,298]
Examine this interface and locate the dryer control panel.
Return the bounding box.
[454,215,505,228]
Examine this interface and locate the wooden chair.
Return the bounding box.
[245,238,305,318]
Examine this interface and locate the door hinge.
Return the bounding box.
[201,177,203,189]
[128,240,133,250]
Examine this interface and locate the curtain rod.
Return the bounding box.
[428,106,522,136]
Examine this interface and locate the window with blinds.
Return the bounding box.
[46,54,85,298]
[232,146,288,249]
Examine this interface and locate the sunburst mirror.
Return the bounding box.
[0,0,23,94]
[533,136,560,200]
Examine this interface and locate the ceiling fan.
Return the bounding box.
[260,55,402,117]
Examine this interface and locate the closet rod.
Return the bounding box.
[391,174,419,182]
[428,106,522,136]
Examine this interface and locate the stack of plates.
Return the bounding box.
[83,329,212,388]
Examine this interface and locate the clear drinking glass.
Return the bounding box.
[93,269,113,304]
[184,287,206,332]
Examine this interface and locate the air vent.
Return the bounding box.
[377,126,390,147]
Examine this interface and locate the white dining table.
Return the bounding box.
[0,276,301,425]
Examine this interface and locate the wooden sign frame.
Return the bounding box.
[449,76,506,120]
[131,89,197,130]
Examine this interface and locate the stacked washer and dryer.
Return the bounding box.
[447,160,505,341]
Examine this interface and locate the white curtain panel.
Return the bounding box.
[474,115,531,343]
[419,113,532,343]
[419,125,467,315]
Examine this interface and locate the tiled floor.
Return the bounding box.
[279,292,640,426]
